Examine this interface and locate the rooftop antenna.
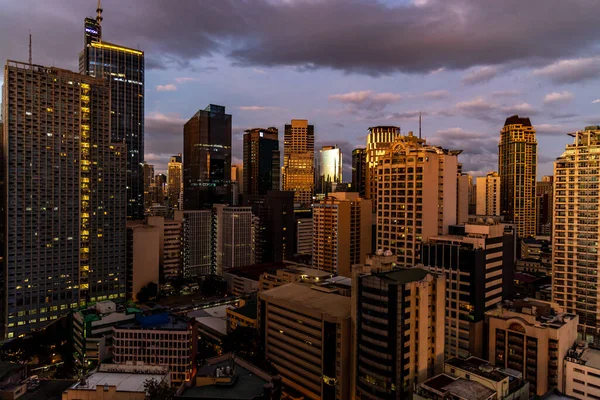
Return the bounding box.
[419,111,422,139]
[96,0,103,25]
[28,30,32,65]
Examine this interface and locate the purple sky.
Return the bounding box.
[2,0,600,180]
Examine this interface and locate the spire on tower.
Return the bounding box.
[28,30,32,65]
[419,111,422,139]
[96,0,103,25]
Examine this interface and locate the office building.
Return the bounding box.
[352,148,367,198]
[174,210,212,277]
[468,175,477,215]
[63,364,169,400]
[476,171,501,216]
[126,222,160,301]
[565,342,600,399]
[168,154,182,210]
[72,301,141,367]
[313,193,371,277]
[231,164,243,194]
[487,299,578,396]
[113,312,197,384]
[213,205,255,275]
[183,105,232,210]
[79,13,145,219]
[147,216,183,281]
[375,132,459,268]
[457,173,470,224]
[143,162,155,211]
[536,175,553,236]
[259,283,351,400]
[498,115,537,237]
[243,127,280,196]
[294,207,313,256]
[553,126,600,342]
[365,126,402,210]
[1,61,127,339]
[316,145,342,195]
[282,119,314,206]
[420,217,516,359]
[352,266,445,399]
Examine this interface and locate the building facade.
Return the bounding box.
[352,148,367,198]
[243,127,280,196]
[183,105,232,210]
[312,193,371,277]
[213,205,255,275]
[147,216,182,282]
[317,145,343,195]
[294,207,313,256]
[565,343,600,400]
[126,222,160,301]
[282,120,314,206]
[143,162,155,211]
[536,175,553,236]
[498,115,537,237]
[365,126,402,210]
[174,210,213,277]
[476,171,500,216]
[79,15,145,219]
[1,61,126,339]
[168,154,182,211]
[553,126,600,342]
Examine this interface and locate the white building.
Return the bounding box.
[565,343,600,399]
[213,205,255,275]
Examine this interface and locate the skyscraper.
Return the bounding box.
[351,148,367,198]
[375,132,459,268]
[168,154,182,210]
[142,162,154,211]
[476,171,501,216]
[79,12,145,219]
[213,205,255,275]
[283,119,314,206]
[312,193,371,277]
[243,127,280,196]
[1,61,127,339]
[536,175,553,236]
[498,115,537,237]
[174,210,212,277]
[553,126,600,342]
[316,145,342,195]
[183,105,232,210]
[365,126,401,209]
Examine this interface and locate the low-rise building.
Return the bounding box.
[564,342,600,399]
[487,299,578,396]
[415,373,496,400]
[72,300,142,367]
[62,364,169,400]
[0,363,27,400]
[227,299,258,331]
[112,312,197,384]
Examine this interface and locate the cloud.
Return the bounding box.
[462,66,499,85]
[238,106,277,111]
[543,91,574,105]
[491,90,521,97]
[451,97,538,123]
[385,110,427,120]
[174,77,198,83]
[145,112,185,137]
[156,84,177,92]
[503,103,538,116]
[429,128,499,175]
[423,90,450,99]
[329,90,402,111]
[593,99,600,104]
[533,57,600,83]
[536,124,568,136]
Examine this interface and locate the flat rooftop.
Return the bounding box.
[70,371,167,393]
[578,347,600,370]
[189,304,232,337]
[376,267,432,285]
[446,357,507,382]
[116,313,189,331]
[420,374,496,400]
[260,283,351,319]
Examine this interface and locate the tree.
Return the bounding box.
[137,282,159,303]
[144,378,175,400]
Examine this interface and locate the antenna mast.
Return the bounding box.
[96,0,103,25]
[419,111,422,139]
[28,30,32,65]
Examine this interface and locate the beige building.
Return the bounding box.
[486,299,578,396]
[457,173,470,224]
[126,222,160,301]
[282,119,314,206]
[565,342,600,399]
[213,205,255,275]
[365,126,402,211]
[167,154,182,210]
[259,283,351,400]
[147,216,182,281]
[476,171,501,216]
[498,115,537,237]
[553,126,600,342]
[352,261,445,399]
[312,193,371,277]
[375,131,459,268]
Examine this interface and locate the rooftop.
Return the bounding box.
[446,357,507,383]
[420,374,496,400]
[70,371,168,393]
[224,262,292,281]
[487,299,578,328]
[375,267,432,285]
[189,304,232,337]
[116,312,189,331]
[567,344,600,370]
[504,115,532,127]
[260,283,351,319]
[229,300,257,320]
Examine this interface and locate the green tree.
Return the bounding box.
[144,378,175,400]
[137,282,159,303]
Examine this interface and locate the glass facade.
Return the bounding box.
[283,120,315,206]
[317,145,342,195]
[243,128,280,196]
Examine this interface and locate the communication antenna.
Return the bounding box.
[28,30,32,65]
[96,0,103,25]
[419,111,422,139]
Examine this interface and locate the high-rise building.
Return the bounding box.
[352,263,445,399]
[487,299,578,396]
[79,13,145,219]
[294,207,313,257]
[536,175,553,236]
[126,222,160,301]
[243,128,280,196]
[143,162,154,211]
[553,126,600,342]
[352,148,367,198]
[231,164,244,194]
[174,210,213,277]
[420,218,516,359]
[1,61,126,339]
[375,132,459,268]
[456,172,469,224]
[468,175,477,215]
[365,126,401,209]
[316,145,342,195]
[476,171,501,216]
[259,283,352,400]
[498,115,537,237]
[282,119,314,206]
[147,216,183,282]
[312,193,371,277]
[183,105,232,210]
[213,205,255,275]
[168,154,182,211]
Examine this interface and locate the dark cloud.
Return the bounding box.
[3,0,600,75]
[429,128,498,176]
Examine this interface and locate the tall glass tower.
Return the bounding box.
[79,10,145,220]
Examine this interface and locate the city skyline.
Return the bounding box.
[1,1,599,178]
